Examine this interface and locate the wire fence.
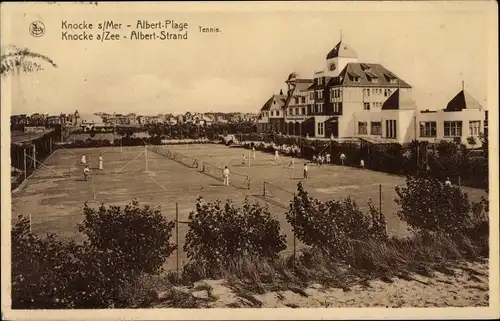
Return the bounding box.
[201,161,250,190]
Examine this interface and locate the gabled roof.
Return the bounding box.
[445,90,483,111]
[382,89,417,110]
[326,41,358,60]
[294,79,314,92]
[260,95,287,111]
[329,63,412,88]
[308,76,332,90]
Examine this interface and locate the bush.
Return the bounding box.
[286,182,387,257]
[79,200,177,278]
[183,198,287,279]
[12,201,176,308]
[11,216,85,309]
[395,175,486,235]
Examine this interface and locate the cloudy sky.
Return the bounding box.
[1,1,496,116]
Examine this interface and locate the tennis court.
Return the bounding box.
[11,143,488,272]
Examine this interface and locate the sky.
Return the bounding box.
[1,1,496,117]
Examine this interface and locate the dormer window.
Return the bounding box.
[353,76,360,82]
[390,79,398,84]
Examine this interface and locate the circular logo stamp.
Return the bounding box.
[29,21,45,37]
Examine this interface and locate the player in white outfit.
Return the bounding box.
[98,154,103,170]
[80,155,87,166]
[222,166,230,186]
[83,165,91,181]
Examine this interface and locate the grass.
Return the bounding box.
[112,228,488,308]
[146,230,488,308]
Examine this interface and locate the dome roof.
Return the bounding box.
[287,72,298,81]
[326,41,358,60]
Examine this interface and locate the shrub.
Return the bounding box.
[11,216,84,309]
[79,200,176,278]
[395,175,478,235]
[286,182,387,257]
[12,201,176,309]
[183,198,287,279]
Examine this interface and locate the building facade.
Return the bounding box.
[256,39,486,147]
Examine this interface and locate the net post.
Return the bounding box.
[263,181,266,196]
[29,214,32,232]
[23,148,27,180]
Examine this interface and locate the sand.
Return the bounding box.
[153,260,489,308]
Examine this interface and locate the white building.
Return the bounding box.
[257,38,486,147]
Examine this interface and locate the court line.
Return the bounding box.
[147,174,170,192]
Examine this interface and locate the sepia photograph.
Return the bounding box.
[1,1,498,320]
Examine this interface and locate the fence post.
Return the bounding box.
[144,144,148,173]
[29,214,32,232]
[24,148,27,180]
[379,184,382,219]
[33,144,36,169]
[176,203,179,281]
[263,182,266,196]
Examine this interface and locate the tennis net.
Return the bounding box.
[201,162,250,190]
[148,146,199,169]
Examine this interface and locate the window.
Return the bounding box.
[384,89,390,97]
[358,122,368,135]
[353,76,360,82]
[302,107,306,115]
[289,109,294,116]
[390,79,397,84]
[444,121,462,137]
[364,102,370,110]
[317,103,324,113]
[371,77,379,84]
[316,90,323,99]
[318,77,323,86]
[419,121,437,137]
[295,97,299,104]
[371,122,382,135]
[386,120,397,138]
[301,97,306,104]
[469,121,481,136]
[364,88,370,96]
[318,122,324,136]
[276,111,280,117]
[271,111,274,117]
[296,108,300,115]
[310,92,314,100]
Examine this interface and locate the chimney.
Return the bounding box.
[279,89,283,95]
[462,80,465,91]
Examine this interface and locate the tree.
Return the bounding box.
[12,201,177,309]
